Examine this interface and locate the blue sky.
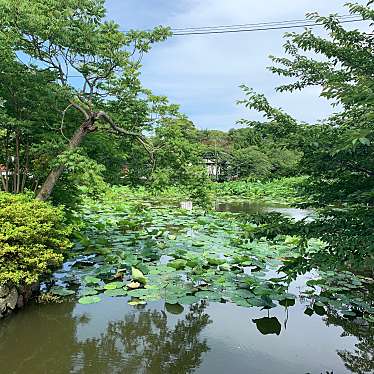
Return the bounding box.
[105,0,367,131]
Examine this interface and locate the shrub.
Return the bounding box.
[0,193,72,286]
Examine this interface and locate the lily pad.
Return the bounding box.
[80,287,99,296]
[84,276,101,285]
[78,295,101,304]
[49,286,75,297]
[168,259,187,270]
[104,288,128,297]
[104,281,125,290]
[132,267,147,284]
[178,295,198,305]
[128,299,146,306]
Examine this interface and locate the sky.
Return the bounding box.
[105,0,368,131]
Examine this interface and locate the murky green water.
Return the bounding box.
[0,199,372,374]
[1,287,372,374]
[215,200,314,221]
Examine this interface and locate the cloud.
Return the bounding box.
[105,0,367,130]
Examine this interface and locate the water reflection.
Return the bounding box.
[0,302,79,374]
[0,298,373,374]
[215,200,313,221]
[326,311,374,374]
[252,316,282,336]
[71,302,211,374]
[0,301,211,374]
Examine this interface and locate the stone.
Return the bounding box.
[17,294,24,309]
[0,297,7,314]
[5,287,18,310]
[0,284,9,298]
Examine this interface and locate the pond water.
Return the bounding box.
[0,195,372,374]
[215,200,314,221]
[0,289,372,374]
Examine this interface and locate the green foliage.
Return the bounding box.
[230,146,273,179]
[0,0,174,200]
[234,2,374,268]
[182,165,212,208]
[51,150,108,207]
[0,192,72,285]
[242,207,374,269]
[213,176,306,203]
[265,3,374,207]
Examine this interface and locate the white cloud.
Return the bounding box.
[106,0,368,130]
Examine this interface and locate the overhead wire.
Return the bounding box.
[171,18,364,35]
[62,14,365,78]
[168,14,360,33]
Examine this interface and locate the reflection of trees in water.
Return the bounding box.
[324,311,374,374]
[72,302,212,374]
[0,302,79,374]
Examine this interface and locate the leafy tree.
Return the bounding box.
[230,146,272,179]
[266,1,374,206]
[237,1,374,267]
[0,0,175,200]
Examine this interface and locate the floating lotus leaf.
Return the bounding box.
[104,288,127,297]
[167,259,187,270]
[80,287,98,296]
[78,295,101,304]
[178,295,198,305]
[128,298,146,306]
[131,267,147,284]
[83,276,101,285]
[49,286,75,297]
[104,281,125,290]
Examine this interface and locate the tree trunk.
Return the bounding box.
[36,118,95,201]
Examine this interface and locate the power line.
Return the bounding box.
[168,14,359,32]
[172,18,364,36]
[120,14,363,34]
[62,16,364,79]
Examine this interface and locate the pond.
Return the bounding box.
[0,193,373,374]
[215,200,314,221]
[0,289,372,374]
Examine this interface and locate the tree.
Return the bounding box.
[230,146,272,179]
[267,1,374,205]
[238,1,374,206]
[236,1,374,266]
[0,0,175,200]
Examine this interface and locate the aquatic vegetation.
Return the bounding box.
[46,188,374,324]
[212,176,306,203]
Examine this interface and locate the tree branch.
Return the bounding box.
[70,101,90,120]
[97,111,156,171]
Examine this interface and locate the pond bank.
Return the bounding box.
[0,283,39,319]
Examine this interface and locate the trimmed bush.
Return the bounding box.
[0,193,72,286]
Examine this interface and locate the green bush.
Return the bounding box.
[0,193,72,286]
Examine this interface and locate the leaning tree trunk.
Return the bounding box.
[36,117,96,201]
